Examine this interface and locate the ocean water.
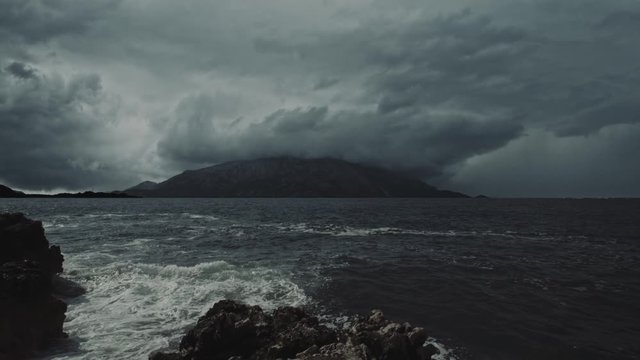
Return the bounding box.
[1,198,639,360]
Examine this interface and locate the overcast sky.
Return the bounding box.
[1,0,639,197]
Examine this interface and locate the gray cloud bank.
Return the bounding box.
[0,62,144,190]
[1,0,639,196]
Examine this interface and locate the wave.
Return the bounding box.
[99,238,155,248]
[427,337,459,360]
[273,223,433,236]
[43,222,80,229]
[45,259,307,359]
[182,213,219,221]
[274,222,556,240]
[274,223,463,237]
[80,212,220,223]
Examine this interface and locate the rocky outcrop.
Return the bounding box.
[150,300,439,360]
[0,213,69,359]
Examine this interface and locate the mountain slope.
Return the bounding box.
[126,157,467,198]
[125,181,159,192]
[0,184,26,197]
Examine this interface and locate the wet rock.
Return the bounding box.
[0,213,68,359]
[178,300,272,360]
[150,300,439,360]
[0,260,53,299]
[52,274,86,298]
[267,306,337,359]
[0,213,63,274]
[296,342,370,360]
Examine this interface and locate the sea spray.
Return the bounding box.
[48,258,308,359]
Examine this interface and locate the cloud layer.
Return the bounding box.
[1,0,639,196]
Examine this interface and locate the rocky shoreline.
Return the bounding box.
[1,213,440,359]
[0,213,73,359]
[150,300,439,360]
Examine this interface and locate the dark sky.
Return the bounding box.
[1,0,639,197]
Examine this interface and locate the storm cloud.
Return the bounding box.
[158,97,522,178]
[0,61,148,190]
[1,0,639,196]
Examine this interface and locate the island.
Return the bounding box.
[125,157,467,198]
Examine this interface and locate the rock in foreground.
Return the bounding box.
[150,300,438,360]
[0,213,69,359]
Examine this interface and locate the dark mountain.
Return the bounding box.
[126,181,158,192]
[125,157,468,198]
[0,184,26,197]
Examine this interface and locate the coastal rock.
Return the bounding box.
[0,213,69,359]
[150,300,438,360]
[0,213,64,274]
[52,274,87,298]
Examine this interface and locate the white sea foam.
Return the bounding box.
[99,238,154,248]
[275,222,548,240]
[43,222,79,229]
[82,213,178,219]
[317,315,459,360]
[333,227,446,237]
[42,216,80,229]
[426,337,459,360]
[44,258,308,360]
[182,213,219,221]
[274,223,460,237]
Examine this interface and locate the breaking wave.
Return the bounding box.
[44,258,308,359]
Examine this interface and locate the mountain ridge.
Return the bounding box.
[125,157,468,198]
[0,184,26,197]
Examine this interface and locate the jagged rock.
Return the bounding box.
[52,274,87,298]
[296,342,370,360]
[0,213,69,359]
[0,261,52,296]
[0,213,63,274]
[178,300,273,360]
[150,300,439,360]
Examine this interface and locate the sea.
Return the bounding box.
[1,198,638,360]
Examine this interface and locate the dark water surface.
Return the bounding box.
[1,198,639,360]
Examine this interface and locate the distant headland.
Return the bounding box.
[0,184,135,198]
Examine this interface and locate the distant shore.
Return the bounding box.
[0,185,136,198]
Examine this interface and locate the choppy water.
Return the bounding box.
[1,198,639,360]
